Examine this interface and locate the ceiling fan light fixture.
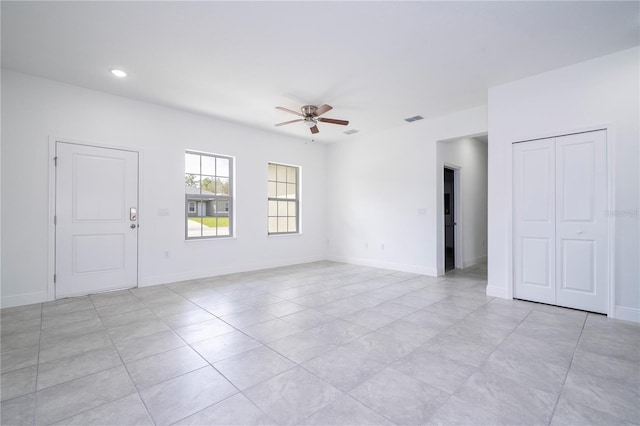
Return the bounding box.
[304,118,317,128]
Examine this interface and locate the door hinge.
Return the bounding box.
[54,156,58,166]
[54,216,57,225]
[53,274,56,283]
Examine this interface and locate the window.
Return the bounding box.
[268,163,299,234]
[185,151,233,239]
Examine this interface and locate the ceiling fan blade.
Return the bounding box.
[310,125,319,134]
[275,119,304,127]
[318,117,349,126]
[313,104,333,116]
[276,106,303,117]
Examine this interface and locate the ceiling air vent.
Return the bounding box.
[344,129,359,135]
[404,115,424,123]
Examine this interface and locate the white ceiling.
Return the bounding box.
[2,1,638,143]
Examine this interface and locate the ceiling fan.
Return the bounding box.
[275,104,349,134]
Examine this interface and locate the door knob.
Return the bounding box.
[130,224,137,229]
[577,229,583,234]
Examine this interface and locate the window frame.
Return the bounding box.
[267,162,300,235]
[185,150,234,240]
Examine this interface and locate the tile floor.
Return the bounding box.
[1,261,639,425]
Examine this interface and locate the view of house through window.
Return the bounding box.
[185,151,233,238]
[268,163,300,234]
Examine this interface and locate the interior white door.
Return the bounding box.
[55,142,138,298]
[555,131,608,313]
[513,137,556,305]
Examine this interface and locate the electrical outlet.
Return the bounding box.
[164,250,170,259]
[380,244,385,250]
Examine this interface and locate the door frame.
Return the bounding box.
[508,124,616,318]
[440,163,463,274]
[47,137,143,301]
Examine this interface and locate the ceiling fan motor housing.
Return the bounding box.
[301,105,318,116]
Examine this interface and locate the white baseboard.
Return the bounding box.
[326,255,438,277]
[613,305,640,323]
[463,255,487,269]
[1,291,47,309]
[486,285,510,299]
[140,255,326,287]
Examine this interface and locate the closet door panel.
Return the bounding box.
[513,138,556,304]
[555,130,608,313]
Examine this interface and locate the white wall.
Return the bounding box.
[488,47,640,322]
[437,137,488,273]
[326,106,487,276]
[1,70,327,308]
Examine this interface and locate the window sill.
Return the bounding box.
[185,236,236,242]
[267,233,303,238]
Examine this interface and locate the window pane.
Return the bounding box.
[217,157,229,177]
[201,155,215,175]
[216,214,230,235]
[278,217,288,232]
[214,199,229,213]
[288,218,297,233]
[217,177,230,195]
[287,183,297,199]
[268,182,277,198]
[288,201,297,217]
[277,182,286,198]
[268,217,278,233]
[201,176,215,194]
[268,163,277,181]
[187,217,203,238]
[202,217,217,237]
[191,201,201,217]
[185,153,200,174]
[185,174,201,190]
[278,201,287,216]
[277,165,287,181]
[268,200,278,216]
[287,166,297,183]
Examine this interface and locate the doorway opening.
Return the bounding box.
[436,134,488,276]
[444,167,456,272]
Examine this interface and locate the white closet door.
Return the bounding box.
[513,137,556,305]
[555,130,608,313]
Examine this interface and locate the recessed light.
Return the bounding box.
[110,69,127,78]
[344,129,359,135]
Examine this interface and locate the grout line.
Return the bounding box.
[89,292,157,425]
[31,302,44,424]
[548,312,589,424]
